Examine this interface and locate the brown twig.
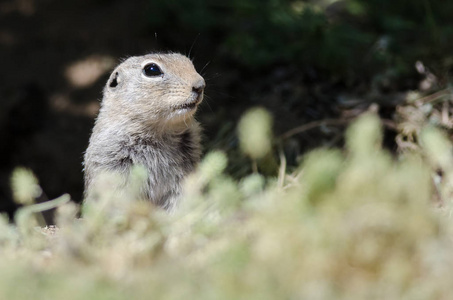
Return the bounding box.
[280,117,397,142]
[415,88,451,105]
[280,118,351,140]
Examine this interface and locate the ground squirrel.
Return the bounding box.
[83,52,205,211]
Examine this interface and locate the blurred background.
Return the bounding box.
[1,0,452,217]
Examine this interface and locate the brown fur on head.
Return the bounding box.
[101,53,205,132]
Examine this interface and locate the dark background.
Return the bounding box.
[1,0,452,217]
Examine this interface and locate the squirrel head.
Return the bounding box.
[102,53,205,129]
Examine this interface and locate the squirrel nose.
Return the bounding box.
[192,78,205,95]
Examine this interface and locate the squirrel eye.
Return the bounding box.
[143,63,163,77]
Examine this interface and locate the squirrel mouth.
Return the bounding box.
[177,101,198,110]
[175,96,202,112]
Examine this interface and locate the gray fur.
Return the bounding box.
[84,53,205,211]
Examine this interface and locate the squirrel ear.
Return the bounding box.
[108,71,121,88]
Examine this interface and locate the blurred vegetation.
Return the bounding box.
[149,0,453,80]
[147,0,453,179]
[3,0,453,298]
[3,112,453,299]
[3,0,453,210]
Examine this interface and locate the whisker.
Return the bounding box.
[188,33,200,60]
[203,72,222,81]
[203,98,214,113]
[200,60,211,74]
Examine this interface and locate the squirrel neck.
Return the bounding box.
[95,106,196,141]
